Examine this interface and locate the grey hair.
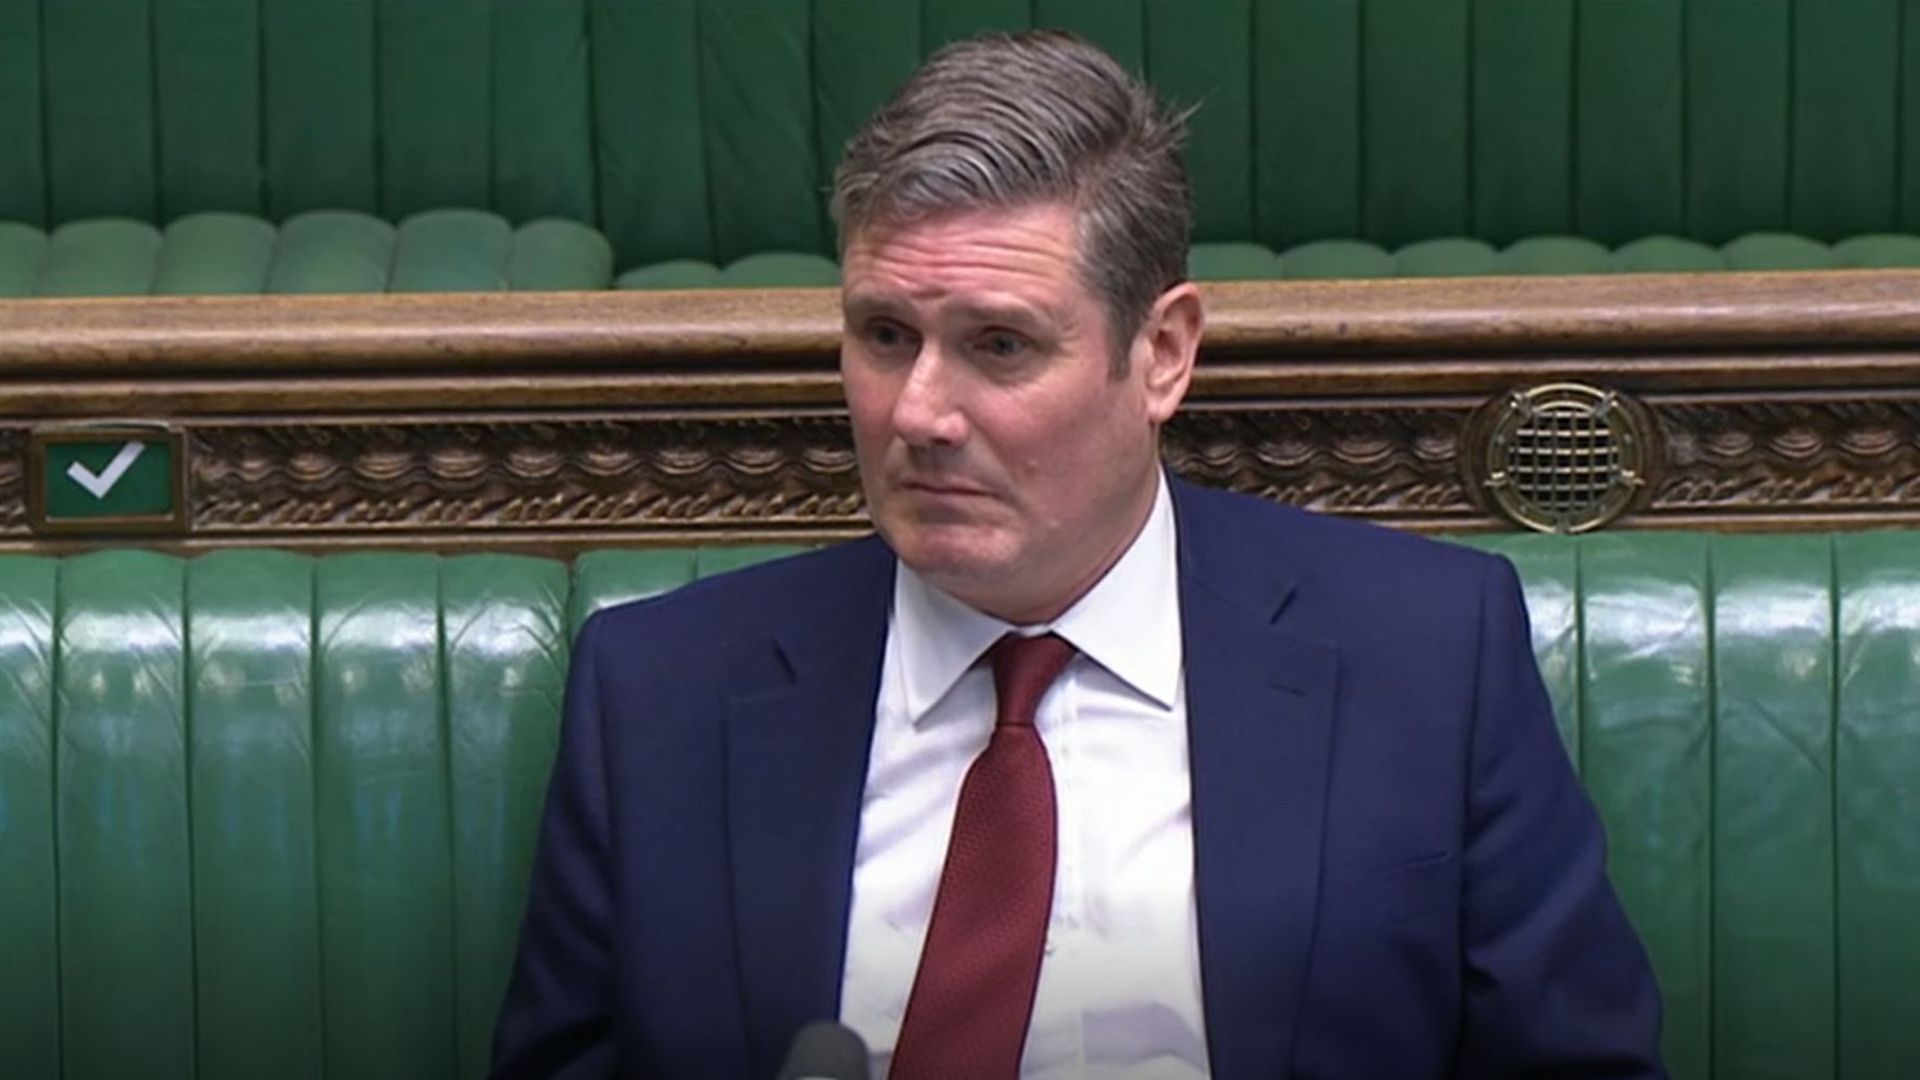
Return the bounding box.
[830,30,1193,371]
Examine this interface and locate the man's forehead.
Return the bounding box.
[840,203,1093,311]
[840,272,1081,333]
[844,201,1082,260]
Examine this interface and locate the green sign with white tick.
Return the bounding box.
[39,437,179,523]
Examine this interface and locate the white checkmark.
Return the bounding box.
[67,441,146,499]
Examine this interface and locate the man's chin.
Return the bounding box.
[881,523,1018,594]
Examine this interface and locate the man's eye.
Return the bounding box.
[865,320,918,355]
[975,331,1029,359]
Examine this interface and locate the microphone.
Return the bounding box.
[775,1021,871,1080]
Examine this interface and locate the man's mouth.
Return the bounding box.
[899,478,991,498]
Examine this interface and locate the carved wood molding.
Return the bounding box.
[1166,405,1475,521]
[1652,395,1920,515]
[1,393,1915,550]
[186,414,863,534]
[0,428,24,534]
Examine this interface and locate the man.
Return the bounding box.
[493,30,1664,1080]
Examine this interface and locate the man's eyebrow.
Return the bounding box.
[841,291,904,320]
[948,301,1050,330]
[839,295,1052,330]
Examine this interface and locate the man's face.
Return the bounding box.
[840,202,1198,624]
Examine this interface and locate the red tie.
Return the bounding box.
[888,632,1076,1080]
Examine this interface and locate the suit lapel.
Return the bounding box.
[1175,482,1339,1080]
[724,541,894,1078]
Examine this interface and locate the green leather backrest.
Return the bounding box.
[1,535,1916,1079]
[5,0,1919,269]
[0,0,596,230]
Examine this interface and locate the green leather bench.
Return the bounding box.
[1,534,1916,1079]
[5,0,1920,293]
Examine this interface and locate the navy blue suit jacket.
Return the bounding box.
[492,479,1665,1078]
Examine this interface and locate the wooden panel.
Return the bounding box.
[2,274,1920,548]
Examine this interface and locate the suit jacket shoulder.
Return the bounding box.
[581,536,897,700]
[1172,476,1510,657]
[586,537,896,649]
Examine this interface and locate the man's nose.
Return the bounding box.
[890,349,968,447]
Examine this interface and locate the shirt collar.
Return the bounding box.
[892,471,1182,725]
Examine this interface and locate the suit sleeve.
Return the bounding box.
[490,612,619,1079]
[1453,556,1667,1078]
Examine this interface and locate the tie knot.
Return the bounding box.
[989,632,1076,730]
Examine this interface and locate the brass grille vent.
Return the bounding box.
[1468,383,1654,533]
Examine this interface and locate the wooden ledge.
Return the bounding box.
[5,269,1920,373]
[1200,270,1920,354]
[0,288,841,374]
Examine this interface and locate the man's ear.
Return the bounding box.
[1134,282,1203,423]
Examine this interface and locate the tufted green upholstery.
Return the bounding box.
[12,219,1920,296]
[0,211,614,297]
[1,534,1917,1078]
[7,0,1920,293]
[1184,232,1920,280]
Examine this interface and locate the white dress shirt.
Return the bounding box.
[840,474,1210,1079]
